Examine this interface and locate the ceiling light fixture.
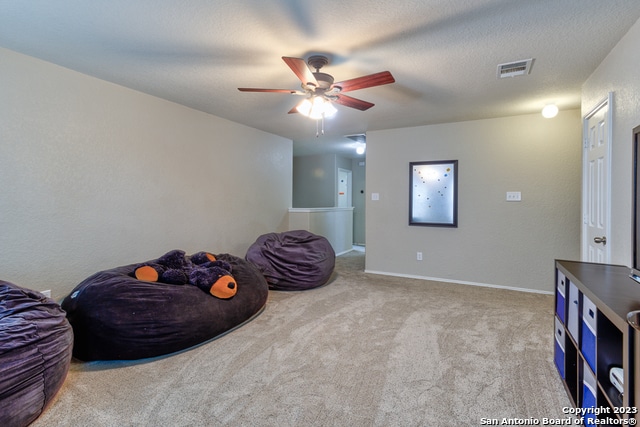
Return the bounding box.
[542,104,559,118]
[296,96,337,119]
[296,95,337,137]
[355,143,366,155]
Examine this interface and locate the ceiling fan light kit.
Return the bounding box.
[296,96,337,119]
[238,55,395,136]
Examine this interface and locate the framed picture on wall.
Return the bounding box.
[409,160,458,227]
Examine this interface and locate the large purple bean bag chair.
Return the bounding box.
[0,281,73,427]
[61,251,268,361]
[245,230,335,291]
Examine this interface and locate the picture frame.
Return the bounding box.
[409,160,458,227]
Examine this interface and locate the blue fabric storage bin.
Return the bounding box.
[582,364,597,426]
[554,317,565,378]
[581,295,597,372]
[556,271,566,323]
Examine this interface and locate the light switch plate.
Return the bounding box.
[506,191,522,201]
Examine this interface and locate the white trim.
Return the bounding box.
[363,269,553,295]
[336,246,365,256]
[288,207,354,213]
[335,249,354,256]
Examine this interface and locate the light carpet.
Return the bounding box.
[31,250,571,426]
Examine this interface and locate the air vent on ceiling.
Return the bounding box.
[345,133,366,143]
[496,58,534,78]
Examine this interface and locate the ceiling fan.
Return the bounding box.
[238,55,395,120]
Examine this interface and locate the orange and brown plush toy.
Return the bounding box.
[189,251,238,299]
[133,250,237,299]
[188,264,237,299]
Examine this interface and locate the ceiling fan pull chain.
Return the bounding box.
[315,116,325,137]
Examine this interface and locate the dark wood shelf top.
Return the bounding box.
[556,259,640,331]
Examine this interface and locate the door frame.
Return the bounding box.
[581,92,613,263]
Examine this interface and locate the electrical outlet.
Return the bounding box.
[506,191,522,201]
[41,289,51,298]
[417,252,423,261]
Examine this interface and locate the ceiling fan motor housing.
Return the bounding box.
[313,72,334,90]
[305,55,334,91]
[307,55,329,70]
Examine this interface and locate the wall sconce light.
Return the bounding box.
[542,104,559,118]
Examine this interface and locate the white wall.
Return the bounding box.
[365,110,582,293]
[582,17,640,267]
[0,47,292,299]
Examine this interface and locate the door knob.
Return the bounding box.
[594,236,607,245]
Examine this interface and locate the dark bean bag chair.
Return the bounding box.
[0,281,73,427]
[245,230,335,291]
[61,252,268,361]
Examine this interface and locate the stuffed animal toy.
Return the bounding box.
[134,249,189,285]
[190,251,217,264]
[189,262,237,299]
[133,250,237,299]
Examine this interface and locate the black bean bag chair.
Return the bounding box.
[245,230,335,291]
[61,252,268,361]
[0,281,73,427]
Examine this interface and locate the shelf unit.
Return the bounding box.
[554,260,640,424]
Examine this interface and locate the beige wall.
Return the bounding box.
[365,110,582,293]
[6,14,637,299]
[292,154,337,208]
[582,17,640,267]
[351,158,366,245]
[292,153,353,208]
[0,47,292,299]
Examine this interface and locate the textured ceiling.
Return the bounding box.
[1,0,640,158]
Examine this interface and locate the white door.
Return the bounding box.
[582,93,612,263]
[337,168,352,208]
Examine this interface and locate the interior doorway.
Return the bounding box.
[582,93,612,263]
[337,168,352,208]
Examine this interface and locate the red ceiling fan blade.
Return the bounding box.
[237,88,304,94]
[287,106,299,114]
[282,56,318,87]
[332,71,395,93]
[333,94,375,111]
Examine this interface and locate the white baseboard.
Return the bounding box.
[363,269,553,295]
[335,246,365,256]
[335,249,354,256]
